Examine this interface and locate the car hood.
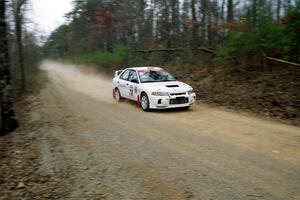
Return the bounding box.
[141,81,192,93]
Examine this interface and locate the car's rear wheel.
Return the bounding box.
[115,88,123,102]
[141,93,150,111]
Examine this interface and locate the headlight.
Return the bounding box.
[187,89,194,95]
[151,91,169,96]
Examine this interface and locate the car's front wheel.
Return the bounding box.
[141,93,150,112]
[115,88,123,102]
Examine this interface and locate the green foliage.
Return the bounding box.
[168,56,190,73]
[215,2,300,66]
[72,43,137,68]
[258,22,293,59]
[215,32,252,66]
[216,22,298,66]
[284,3,300,60]
[114,43,135,64]
[43,25,71,58]
[127,54,146,66]
[73,52,113,67]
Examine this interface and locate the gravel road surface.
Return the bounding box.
[34,61,300,200]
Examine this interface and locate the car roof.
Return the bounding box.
[126,66,164,71]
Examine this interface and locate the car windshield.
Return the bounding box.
[138,70,176,83]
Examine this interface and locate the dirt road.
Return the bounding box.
[32,61,300,200]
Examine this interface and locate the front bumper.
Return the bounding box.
[149,93,196,109]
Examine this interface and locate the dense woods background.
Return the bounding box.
[43,0,300,67]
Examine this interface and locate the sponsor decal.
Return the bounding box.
[130,85,134,96]
[134,86,138,93]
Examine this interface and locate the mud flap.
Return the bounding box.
[137,95,141,107]
[113,89,115,99]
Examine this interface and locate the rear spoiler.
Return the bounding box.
[114,70,123,77]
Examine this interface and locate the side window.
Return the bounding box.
[128,70,138,82]
[120,70,130,81]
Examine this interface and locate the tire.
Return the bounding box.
[141,93,150,112]
[115,88,123,102]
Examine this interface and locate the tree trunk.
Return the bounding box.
[15,10,25,91]
[221,0,225,21]
[0,0,19,135]
[200,0,207,42]
[276,0,282,21]
[227,0,234,22]
[252,0,257,26]
[137,0,146,49]
[220,0,226,40]
[191,0,198,44]
[162,1,171,48]
[13,0,26,92]
[171,0,180,47]
[190,0,198,64]
[207,2,212,47]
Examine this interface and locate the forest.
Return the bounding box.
[43,0,300,67]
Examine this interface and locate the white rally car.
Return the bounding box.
[112,67,196,111]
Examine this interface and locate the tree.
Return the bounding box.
[251,0,258,26]
[227,0,234,22]
[189,0,198,64]
[276,0,282,21]
[171,0,181,47]
[200,0,208,42]
[12,0,27,92]
[0,0,18,135]
[191,0,198,45]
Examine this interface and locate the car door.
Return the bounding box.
[117,69,130,98]
[127,70,139,100]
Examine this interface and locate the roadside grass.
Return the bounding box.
[37,72,51,87]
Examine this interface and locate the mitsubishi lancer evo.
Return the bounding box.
[113,67,196,111]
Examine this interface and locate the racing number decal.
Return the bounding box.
[130,86,138,97]
[134,86,138,94]
[129,85,134,96]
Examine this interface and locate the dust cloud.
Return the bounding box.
[40,60,114,104]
